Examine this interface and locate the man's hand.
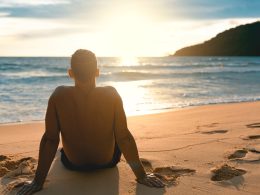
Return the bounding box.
[16,180,42,195]
[137,173,165,188]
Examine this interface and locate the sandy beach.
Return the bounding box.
[1,101,260,195]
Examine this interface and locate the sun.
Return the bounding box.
[100,3,157,57]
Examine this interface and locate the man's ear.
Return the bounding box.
[68,69,74,79]
[95,68,100,77]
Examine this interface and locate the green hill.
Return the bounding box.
[174,21,260,56]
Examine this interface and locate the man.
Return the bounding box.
[18,49,165,195]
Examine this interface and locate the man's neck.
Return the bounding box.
[75,79,96,94]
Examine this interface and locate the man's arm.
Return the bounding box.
[18,93,60,195]
[34,133,59,186]
[114,92,165,188]
[116,128,146,179]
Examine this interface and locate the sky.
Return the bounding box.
[0,0,259,57]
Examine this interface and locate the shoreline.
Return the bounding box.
[1,100,260,126]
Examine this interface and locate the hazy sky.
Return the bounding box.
[0,0,259,57]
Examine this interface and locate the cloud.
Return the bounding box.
[0,0,72,18]
[161,0,260,19]
[15,27,93,39]
[1,0,260,20]
[0,0,102,19]
[0,0,70,7]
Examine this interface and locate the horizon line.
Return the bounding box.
[0,55,169,58]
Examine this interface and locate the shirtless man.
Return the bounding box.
[18,49,165,195]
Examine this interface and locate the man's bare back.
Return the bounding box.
[49,86,120,165]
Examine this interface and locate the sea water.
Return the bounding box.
[0,56,260,123]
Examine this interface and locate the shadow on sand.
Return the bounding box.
[135,183,166,195]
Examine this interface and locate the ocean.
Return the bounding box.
[0,56,260,123]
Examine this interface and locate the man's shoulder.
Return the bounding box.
[54,85,72,94]
[96,86,120,99]
[98,86,117,93]
[49,86,72,101]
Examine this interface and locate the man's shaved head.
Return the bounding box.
[71,49,97,82]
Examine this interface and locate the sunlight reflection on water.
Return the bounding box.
[119,56,139,67]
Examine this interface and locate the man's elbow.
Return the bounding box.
[117,133,134,147]
[42,133,60,145]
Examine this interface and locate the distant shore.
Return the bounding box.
[173,21,260,56]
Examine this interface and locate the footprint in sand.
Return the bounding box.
[204,123,219,128]
[1,156,37,194]
[140,159,196,186]
[211,164,246,181]
[0,155,11,177]
[246,123,260,128]
[197,123,219,130]
[243,135,260,140]
[0,155,9,161]
[153,166,196,186]
[228,149,248,159]
[201,130,228,134]
[0,155,36,177]
[228,148,260,163]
